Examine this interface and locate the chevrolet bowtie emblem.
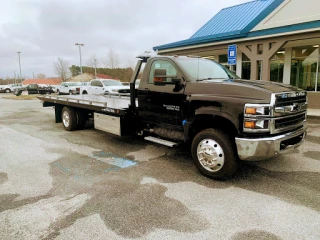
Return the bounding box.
[292,103,300,111]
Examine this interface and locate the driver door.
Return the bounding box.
[138,59,186,126]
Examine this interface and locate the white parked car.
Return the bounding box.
[0,84,22,93]
[56,82,83,95]
[81,79,130,95]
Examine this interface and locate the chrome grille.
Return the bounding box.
[274,113,305,130]
[275,94,306,107]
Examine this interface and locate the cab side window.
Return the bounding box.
[96,81,103,87]
[148,60,177,83]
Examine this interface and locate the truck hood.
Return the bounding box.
[230,79,302,93]
[185,78,305,104]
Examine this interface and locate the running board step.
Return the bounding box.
[144,136,177,147]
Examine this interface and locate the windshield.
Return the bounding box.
[102,80,123,86]
[175,58,239,81]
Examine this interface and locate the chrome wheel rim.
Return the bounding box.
[197,139,224,172]
[62,111,70,128]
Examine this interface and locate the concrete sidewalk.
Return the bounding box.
[307,109,320,118]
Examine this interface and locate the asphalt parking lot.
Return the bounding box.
[0,93,319,240]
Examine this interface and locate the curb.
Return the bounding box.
[307,115,320,119]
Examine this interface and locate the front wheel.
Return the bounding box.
[5,89,11,93]
[191,128,238,180]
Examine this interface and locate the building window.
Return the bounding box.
[242,53,250,61]
[290,45,319,91]
[257,61,262,80]
[242,53,251,80]
[270,51,284,83]
[258,44,263,55]
[269,42,276,50]
[218,54,228,63]
[218,54,236,72]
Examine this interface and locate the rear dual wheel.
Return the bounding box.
[62,107,77,131]
[62,107,87,131]
[191,128,238,180]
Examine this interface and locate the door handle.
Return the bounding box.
[141,88,150,93]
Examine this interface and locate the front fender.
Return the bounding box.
[194,106,239,129]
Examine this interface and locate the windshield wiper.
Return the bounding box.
[196,77,228,82]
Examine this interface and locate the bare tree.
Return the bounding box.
[106,48,119,69]
[127,59,136,70]
[53,58,69,81]
[36,73,46,79]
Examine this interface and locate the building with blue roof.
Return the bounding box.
[153,0,320,93]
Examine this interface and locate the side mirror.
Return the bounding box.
[172,77,183,85]
[154,68,167,85]
[153,68,184,90]
[172,77,184,92]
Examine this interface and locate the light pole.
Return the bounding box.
[94,57,97,78]
[75,43,84,76]
[17,51,22,83]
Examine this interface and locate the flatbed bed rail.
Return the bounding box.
[38,94,136,116]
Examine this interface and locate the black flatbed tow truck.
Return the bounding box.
[39,54,307,179]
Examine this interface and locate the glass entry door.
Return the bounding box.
[290,45,319,91]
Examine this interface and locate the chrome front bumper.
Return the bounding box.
[235,125,307,161]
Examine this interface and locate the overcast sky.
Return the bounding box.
[0,0,250,79]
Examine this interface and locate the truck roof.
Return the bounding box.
[137,54,202,62]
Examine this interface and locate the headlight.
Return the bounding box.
[244,119,269,132]
[111,89,119,92]
[244,104,270,116]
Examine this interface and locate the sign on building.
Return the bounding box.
[228,44,237,65]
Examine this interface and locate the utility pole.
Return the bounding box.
[94,57,97,78]
[14,70,16,84]
[75,43,84,75]
[17,51,22,84]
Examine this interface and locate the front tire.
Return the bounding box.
[62,107,78,131]
[5,89,11,93]
[191,128,238,180]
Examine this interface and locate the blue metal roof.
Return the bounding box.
[153,0,284,51]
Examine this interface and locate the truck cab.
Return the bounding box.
[132,55,307,178]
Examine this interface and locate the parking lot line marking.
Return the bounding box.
[109,158,138,168]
